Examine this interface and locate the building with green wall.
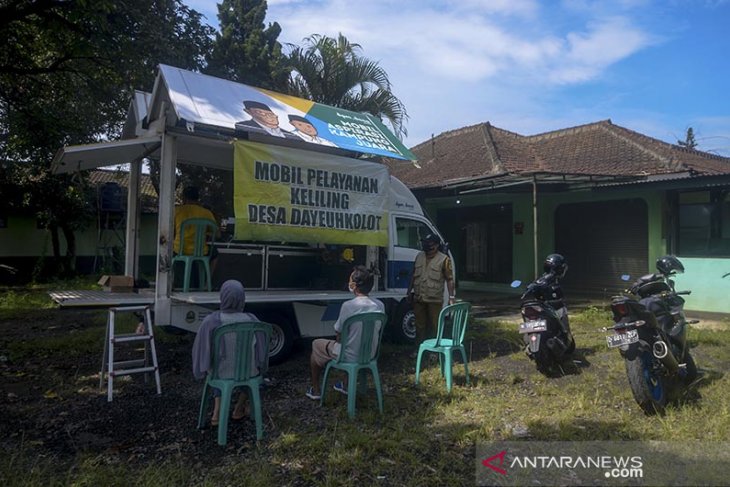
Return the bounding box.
[0,170,159,282]
[387,120,730,314]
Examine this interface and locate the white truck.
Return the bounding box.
[50,65,451,363]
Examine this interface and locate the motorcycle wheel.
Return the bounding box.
[682,350,698,384]
[566,334,576,355]
[625,351,667,415]
[533,349,553,375]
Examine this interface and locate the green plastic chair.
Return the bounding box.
[415,302,471,392]
[173,218,217,292]
[320,311,387,418]
[197,321,271,444]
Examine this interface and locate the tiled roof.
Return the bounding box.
[88,169,159,212]
[386,120,730,189]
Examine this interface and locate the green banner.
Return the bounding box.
[233,141,390,246]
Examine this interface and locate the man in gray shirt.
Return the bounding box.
[306,266,385,400]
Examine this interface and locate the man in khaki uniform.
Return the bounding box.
[407,233,455,346]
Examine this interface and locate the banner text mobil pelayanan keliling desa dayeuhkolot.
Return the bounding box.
[233,141,390,247]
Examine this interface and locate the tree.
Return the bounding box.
[0,0,213,276]
[205,0,288,90]
[285,33,409,140]
[678,127,698,149]
[190,0,288,219]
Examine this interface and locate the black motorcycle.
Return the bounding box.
[512,254,575,373]
[605,255,698,414]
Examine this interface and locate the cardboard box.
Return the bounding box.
[98,275,135,293]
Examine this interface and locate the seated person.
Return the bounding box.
[173,185,219,283]
[306,265,385,400]
[192,280,269,426]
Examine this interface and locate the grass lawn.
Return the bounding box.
[1,283,729,486]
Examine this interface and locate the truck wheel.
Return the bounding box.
[268,317,295,365]
[391,300,416,344]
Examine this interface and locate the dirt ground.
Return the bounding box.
[2,293,726,480]
[0,308,330,468]
[0,293,525,469]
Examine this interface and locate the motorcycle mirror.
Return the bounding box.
[510,280,522,288]
[723,272,730,279]
[620,274,631,281]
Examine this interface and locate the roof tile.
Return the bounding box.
[386,120,730,188]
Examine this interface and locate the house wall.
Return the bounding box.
[424,184,730,314]
[423,187,665,293]
[673,258,730,314]
[0,214,158,280]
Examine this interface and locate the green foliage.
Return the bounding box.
[205,0,288,90]
[286,33,409,140]
[678,127,698,149]
[0,453,197,487]
[0,278,96,319]
[572,305,612,327]
[0,0,213,275]
[0,289,55,315]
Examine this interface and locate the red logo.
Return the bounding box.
[482,450,508,475]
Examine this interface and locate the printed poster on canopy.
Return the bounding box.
[159,64,416,160]
[233,141,390,246]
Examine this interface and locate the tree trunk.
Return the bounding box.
[49,224,61,259]
[61,223,77,275]
[47,223,64,277]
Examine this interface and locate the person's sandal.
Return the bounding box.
[333,381,348,395]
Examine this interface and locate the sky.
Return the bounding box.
[187,0,730,156]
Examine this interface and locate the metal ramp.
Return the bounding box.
[100,305,161,402]
[50,289,154,308]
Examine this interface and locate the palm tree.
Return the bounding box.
[286,33,408,140]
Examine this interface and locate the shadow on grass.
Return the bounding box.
[525,418,643,441]
[672,367,725,409]
[467,320,524,360]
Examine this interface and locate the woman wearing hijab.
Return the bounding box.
[192,280,268,426]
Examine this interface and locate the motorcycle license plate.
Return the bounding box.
[519,320,547,334]
[606,329,639,348]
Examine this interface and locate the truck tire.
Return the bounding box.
[625,351,667,415]
[391,300,416,344]
[267,317,295,365]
